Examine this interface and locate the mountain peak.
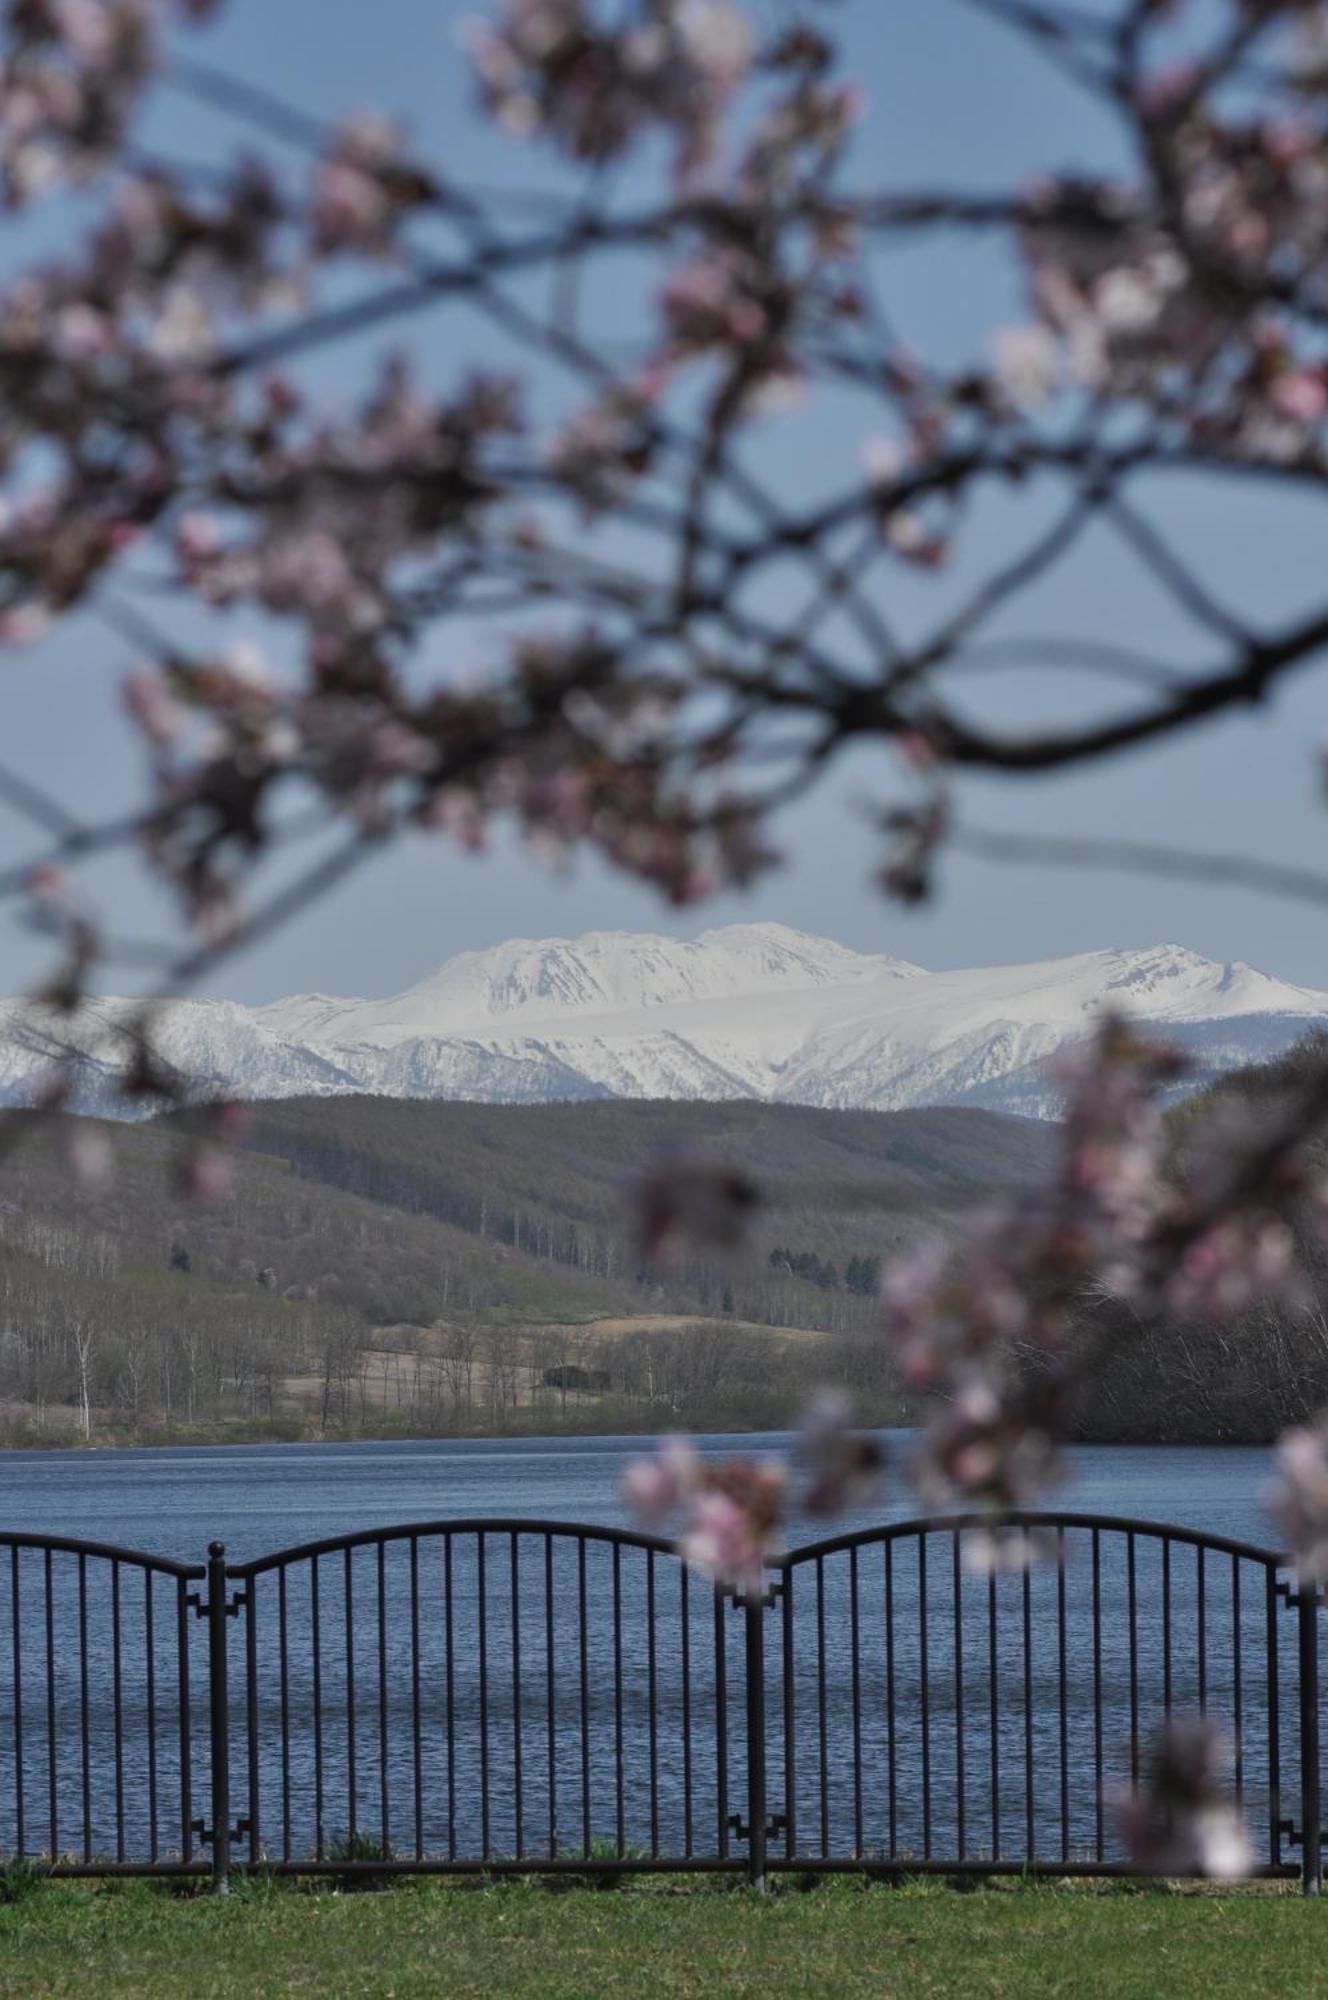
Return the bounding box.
[6,933,1326,1121]
[313,923,924,1039]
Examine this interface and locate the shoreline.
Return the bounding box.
[0,1405,902,1455]
[0,1407,1280,1454]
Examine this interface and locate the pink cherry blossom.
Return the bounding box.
[122,667,186,751]
[622,1440,786,1594]
[633,1159,761,1259]
[1269,1418,1328,1581]
[466,0,753,177]
[679,1489,766,1596]
[1115,1718,1253,1880]
[620,1435,702,1525]
[795,1391,885,1516]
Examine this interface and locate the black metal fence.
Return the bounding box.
[0,1512,1320,1892]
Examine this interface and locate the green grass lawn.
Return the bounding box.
[0,1874,1324,1999]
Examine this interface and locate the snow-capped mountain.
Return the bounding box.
[3,925,1325,1120]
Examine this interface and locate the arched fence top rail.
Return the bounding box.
[779,1511,1289,1573]
[0,1512,1291,1579]
[220,1510,1297,1588]
[227,1516,681,1581]
[0,1529,204,1580]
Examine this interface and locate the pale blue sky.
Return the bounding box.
[5,0,1328,1002]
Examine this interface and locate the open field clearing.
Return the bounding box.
[276,1313,828,1423]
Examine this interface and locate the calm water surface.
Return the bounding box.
[0,1433,1298,1871]
[0,1431,1285,1561]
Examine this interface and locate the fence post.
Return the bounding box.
[207,1541,231,1896]
[744,1590,767,1892]
[1299,1581,1321,1898]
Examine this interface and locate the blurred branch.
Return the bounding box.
[953,825,1328,913]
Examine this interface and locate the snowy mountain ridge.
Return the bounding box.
[2,924,1324,1120]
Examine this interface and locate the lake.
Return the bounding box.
[0,1433,1300,1877]
[0,1430,1286,1565]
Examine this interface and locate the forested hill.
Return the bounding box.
[0,1096,1052,1445]
[9,1069,1328,1449]
[240,1095,1054,1300]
